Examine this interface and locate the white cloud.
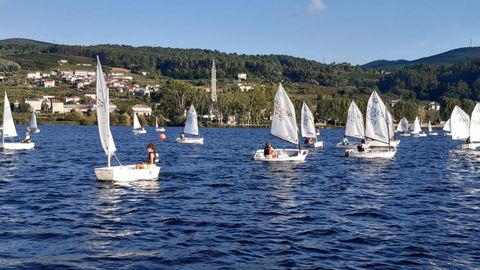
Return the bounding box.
[308,0,327,13]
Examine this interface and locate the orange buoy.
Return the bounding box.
[159,133,167,141]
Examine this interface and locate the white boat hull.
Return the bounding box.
[399,133,410,137]
[443,132,451,136]
[95,165,160,181]
[412,133,427,137]
[336,142,358,149]
[0,142,35,150]
[253,149,308,162]
[156,127,165,132]
[461,143,480,150]
[368,140,400,148]
[33,129,40,133]
[133,128,147,135]
[345,148,396,158]
[429,132,438,136]
[175,137,204,144]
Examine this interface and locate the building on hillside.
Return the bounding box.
[84,94,96,100]
[428,102,440,111]
[0,76,4,82]
[238,73,247,80]
[27,72,42,80]
[59,59,68,65]
[42,79,55,88]
[65,96,81,104]
[51,100,65,113]
[391,99,401,107]
[132,104,152,116]
[25,98,46,111]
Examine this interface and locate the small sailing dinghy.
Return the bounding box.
[396,117,410,136]
[345,91,397,158]
[411,117,427,137]
[301,102,323,148]
[1,92,35,150]
[336,100,363,149]
[449,104,480,150]
[428,121,438,136]
[175,105,204,144]
[29,111,40,133]
[94,57,160,181]
[253,83,308,161]
[155,117,165,132]
[132,113,146,135]
[443,118,451,136]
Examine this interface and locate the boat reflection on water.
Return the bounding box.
[0,151,20,182]
[447,148,480,182]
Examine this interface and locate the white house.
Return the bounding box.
[51,100,65,113]
[65,96,81,104]
[84,94,96,100]
[238,73,247,80]
[25,98,46,111]
[27,72,41,80]
[132,104,152,116]
[42,79,55,88]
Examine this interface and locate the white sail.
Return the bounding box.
[95,56,116,157]
[428,121,433,132]
[133,113,142,130]
[365,91,389,144]
[450,106,470,140]
[2,92,17,138]
[184,105,199,136]
[155,117,158,128]
[470,103,480,142]
[411,117,422,134]
[29,111,38,130]
[386,110,395,140]
[271,83,299,145]
[345,100,364,139]
[301,102,316,138]
[443,118,451,132]
[396,117,409,132]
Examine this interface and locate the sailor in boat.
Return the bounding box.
[136,143,159,169]
[22,128,32,143]
[305,137,314,145]
[356,139,369,152]
[466,136,471,144]
[180,132,186,140]
[264,141,277,159]
[340,135,349,145]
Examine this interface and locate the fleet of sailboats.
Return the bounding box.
[175,105,204,144]
[94,56,160,181]
[345,91,397,158]
[448,104,480,150]
[1,92,35,150]
[253,83,308,161]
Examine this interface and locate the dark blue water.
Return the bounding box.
[1,126,479,269]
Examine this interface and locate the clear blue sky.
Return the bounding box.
[1,0,479,65]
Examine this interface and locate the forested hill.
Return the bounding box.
[363,47,480,70]
[0,38,363,85]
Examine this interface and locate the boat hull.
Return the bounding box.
[175,137,204,144]
[133,128,147,135]
[95,165,160,181]
[399,133,410,137]
[412,133,427,137]
[461,143,480,150]
[345,148,396,158]
[429,132,438,136]
[156,128,165,132]
[253,149,308,162]
[336,143,358,149]
[0,142,35,150]
[368,140,400,148]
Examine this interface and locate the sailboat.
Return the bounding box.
[345,91,397,158]
[1,92,35,150]
[29,111,40,133]
[336,100,364,149]
[253,83,308,161]
[94,57,160,181]
[443,118,451,136]
[175,105,204,144]
[132,113,146,135]
[396,117,410,136]
[462,103,480,150]
[411,117,427,137]
[301,102,323,148]
[155,117,165,132]
[428,121,438,136]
